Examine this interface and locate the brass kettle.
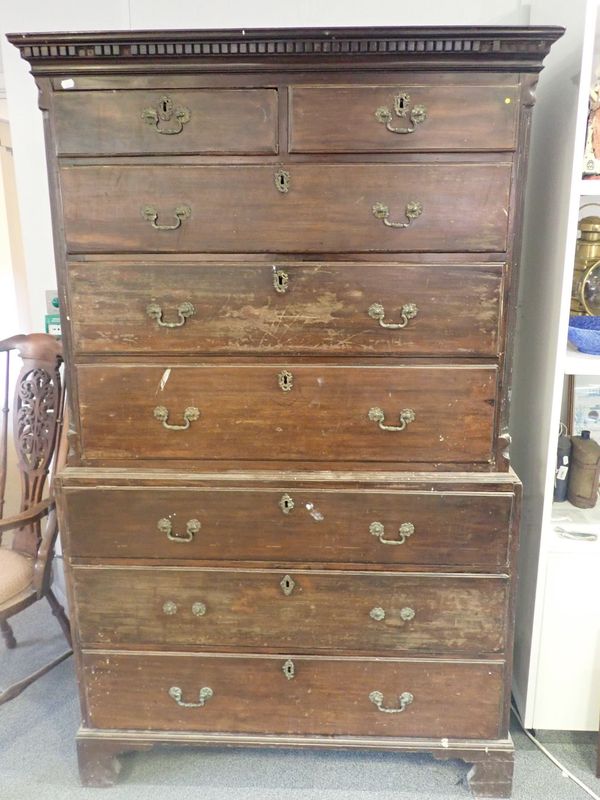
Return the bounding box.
[572,214,600,315]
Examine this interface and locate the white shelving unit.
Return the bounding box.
[511,0,600,731]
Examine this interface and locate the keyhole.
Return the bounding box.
[284,577,292,590]
[162,100,168,113]
[278,174,285,188]
[282,374,290,389]
[277,274,285,289]
[283,497,292,511]
[398,96,405,111]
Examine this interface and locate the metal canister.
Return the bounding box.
[572,215,600,315]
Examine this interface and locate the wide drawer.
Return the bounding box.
[68,261,504,357]
[62,485,514,569]
[60,163,512,253]
[289,84,518,152]
[53,89,279,155]
[73,567,508,655]
[76,363,498,464]
[82,651,505,739]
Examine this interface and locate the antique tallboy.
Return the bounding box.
[10,26,561,797]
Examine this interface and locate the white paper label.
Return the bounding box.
[557,466,568,481]
[61,78,75,89]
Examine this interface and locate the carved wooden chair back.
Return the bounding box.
[0,334,71,702]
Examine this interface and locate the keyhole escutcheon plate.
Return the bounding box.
[280,574,296,596]
[275,168,290,193]
[278,370,294,392]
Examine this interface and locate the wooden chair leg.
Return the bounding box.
[1,618,17,649]
[0,650,72,704]
[47,589,72,647]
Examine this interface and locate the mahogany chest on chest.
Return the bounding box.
[10,25,561,797]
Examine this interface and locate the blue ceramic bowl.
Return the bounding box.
[568,316,600,355]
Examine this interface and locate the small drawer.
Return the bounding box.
[53,89,278,155]
[60,163,512,253]
[82,651,506,740]
[73,567,508,655]
[62,484,514,569]
[289,84,519,153]
[68,261,504,357]
[76,363,498,465]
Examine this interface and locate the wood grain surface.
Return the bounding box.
[68,261,504,357]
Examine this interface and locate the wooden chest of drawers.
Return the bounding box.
[10,25,562,798]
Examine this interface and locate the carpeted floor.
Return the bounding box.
[1,601,599,800]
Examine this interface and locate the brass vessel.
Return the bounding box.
[572,215,600,315]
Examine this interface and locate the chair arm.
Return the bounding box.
[0,497,56,535]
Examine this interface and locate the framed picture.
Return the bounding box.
[567,374,600,442]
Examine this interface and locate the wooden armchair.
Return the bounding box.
[0,334,72,703]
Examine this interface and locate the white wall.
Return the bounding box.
[1,0,530,329]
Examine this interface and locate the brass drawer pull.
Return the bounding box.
[162,600,178,615]
[369,606,415,622]
[369,690,414,713]
[368,407,415,432]
[374,92,427,134]
[168,686,213,708]
[273,268,289,294]
[157,517,200,543]
[146,301,195,328]
[368,302,418,329]
[372,201,422,228]
[161,600,206,616]
[141,204,191,231]
[142,95,191,135]
[153,406,200,431]
[370,521,415,545]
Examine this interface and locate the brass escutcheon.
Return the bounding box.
[280,574,296,596]
[162,600,178,615]
[191,601,207,617]
[278,370,294,392]
[275,168,290,193]
[142,95,191,135]
[282,659,295,680]
[273,268,289,294]
[278,493,295,514]
[374,91,427,134]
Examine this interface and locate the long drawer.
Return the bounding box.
[76,363,498,463]
[53,89,279,155]
[82,651,506,739]
[62,485,514,568]
[68,261,504,357]
[73,567,508,655]
[60,163,512,253]
[288,84,518,153]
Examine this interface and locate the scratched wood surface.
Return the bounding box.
[59,163,512,253]
[73,566,508,655]
[82,651,505,739]
[76,363,498,463]
[62,484,514,568]
[68,261,504,356]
